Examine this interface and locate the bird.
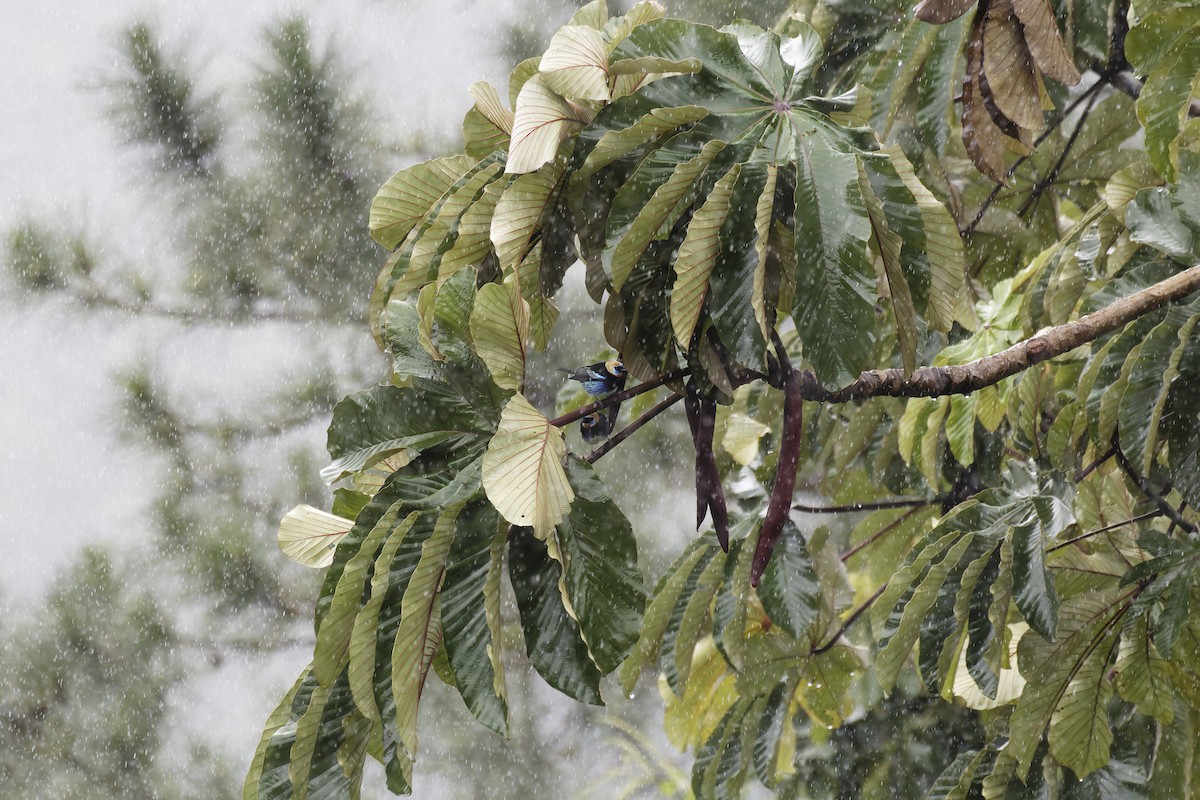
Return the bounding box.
[558,358,627,398]
[580,407,617,443]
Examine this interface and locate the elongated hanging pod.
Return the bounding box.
[685,380,730,551]
[751,365,803,586]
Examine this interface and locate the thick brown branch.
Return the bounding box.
[801,265,1200,403]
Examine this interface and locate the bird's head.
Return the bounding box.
[605,358,626,378]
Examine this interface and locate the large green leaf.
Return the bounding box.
[469,276,529,392]
[874,466,1074,695]
[554,458,646,674]
[791,131,875,383]
[755,521,818,642]
[994,589,1129,784]
[569,17,955,381]
[1135,22,1200,180]
[508,526,603,704]
[370,156,475,250]
[313,502,408,686]
[440,501,509,735]
[670,162,739,346]
[391,505,457,761]
[619,538,718,693]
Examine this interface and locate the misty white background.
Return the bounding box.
[0,0,548,788]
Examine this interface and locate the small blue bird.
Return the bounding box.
[580,407,617,443]
[558,358,627,398]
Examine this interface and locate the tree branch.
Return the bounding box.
[1015,86,1101,218]
[550,368,691,428]
[960,76,1108,238]
[73,279,333,323]
[584,393,684,464]
[798,265,1200,403]
[1046,510,1162,553]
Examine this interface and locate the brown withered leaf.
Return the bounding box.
[983,0,1045,131]
[1013,0,1082,86]
[915,0,978,23]
[963,10,1011,182]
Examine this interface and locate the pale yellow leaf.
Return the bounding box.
[467,81,514,134]
[670,164,740,346]
[491,159,565,273]
[482,394,574,539]
[470,276,530,391]
[507,74,590,174]
[540,25,610,101]
[952,623,1028,710]
[277,505,353,568]
[722,412,769,466]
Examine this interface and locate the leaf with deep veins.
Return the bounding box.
[277,505,353,568]
[508,75,591,174]
[540,26,611,102]
[470,277,529,391]
[482,394,574,539]
[391,504,458,761]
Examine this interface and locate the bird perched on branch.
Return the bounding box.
[561,357,625,443]
[558,358,627,398]
[580,407,617,443]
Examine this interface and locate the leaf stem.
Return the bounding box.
[550,368,691,428]
[1113,444,1198,533]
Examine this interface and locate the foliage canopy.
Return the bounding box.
[247,1,1200,797]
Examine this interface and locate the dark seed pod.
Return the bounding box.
[686,380,731,551]
[751,367,803,586]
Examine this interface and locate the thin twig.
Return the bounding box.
[1016,86,1102,218]
[960,77,1109,237]
[1046,510,1162,553]
[1074,446,1116,483]
[840,505,926,562]
[584,394,684,464]
[1113,445,1199,533]
[810,583,887,656]
[1167,500,1189,536]
[550,368,691,428]
[793,497,943,514]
